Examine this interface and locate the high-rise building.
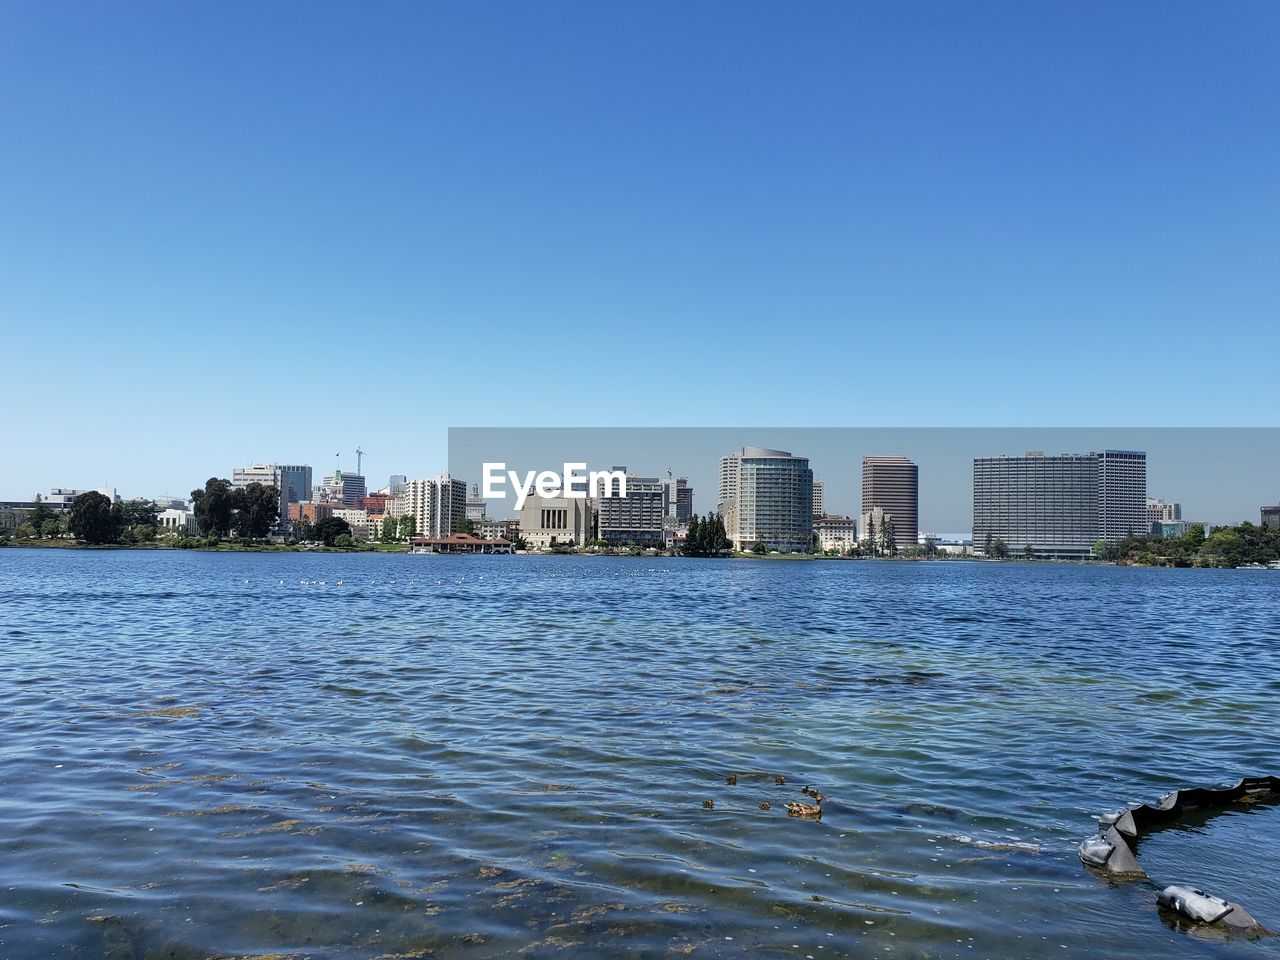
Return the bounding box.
[861,456,918,553]
[812,480,824,520]
[398,474,467,538]
[1263,504,1280,531]
[387,475,407,495]
[597,468,665,546]
[718,446,813,553]
[233,464,313,524]
[973,450,1147,559]
[1097,451,1148,543]
[661,476,693,523]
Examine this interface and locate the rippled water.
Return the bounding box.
[2,549,1278,959]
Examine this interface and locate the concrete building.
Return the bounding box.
[862,456,918,553]
[662,477,693,523]
[43,487,119,505]
[812,480,824,520]
[1147,498,1183,527]
[399,474,467,539]
[719,446,813,553]
[597,468,665,547]
[814,514,857,553]
[156,508,198,536]
[1097,451,1148,543]
[973,450,1147,559]
[333,507,378,541]
[1263,505,1280,531]
[518,494,593,549]
[465,483,488,522]
[474,517,507,541]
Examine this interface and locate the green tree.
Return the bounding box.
[1023,543,1035,560]
[30,495,54,539]
[381,515,399,542]
[231,483,280,540]
[69,491,120,544]
[334,532,354,548]
[191,478,234,539]
[454,516,476,535]
[398,514,417,540]
[881,518,897,555]
[751,540,767,554]
[683,515,702,555]
[983,531,994,558]
[991,537,1009,559]
[866,514,878,558]
[1091,539,1110,561]
[315,516,352,546]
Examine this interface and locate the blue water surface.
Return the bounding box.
[1,549,1278,959]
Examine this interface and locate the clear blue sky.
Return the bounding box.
[2,2,1276,500]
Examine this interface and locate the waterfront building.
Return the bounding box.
[718,446,813,553]
[333,507,377,541]
[814,514,857,553]
[812,480,824,520]
[500,518,521,543]
[972,450,1147,559]
[410,532,513,554]
[597,468,665,547]
[474,517,507,540]
[156,508,198,536]
[1263,505,1280,531]
[400,474,467,539]
[1156,520,1200,538]
[861,456,918,552]
[518,494,593,549]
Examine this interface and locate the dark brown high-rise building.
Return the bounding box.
[861,456,919,550]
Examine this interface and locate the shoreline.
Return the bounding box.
[1,540,1262,568]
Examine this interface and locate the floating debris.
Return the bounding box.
[702,800,714,809]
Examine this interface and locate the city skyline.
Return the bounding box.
[10,428,1279,536]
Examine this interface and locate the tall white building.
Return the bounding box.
[973,449,1147,559]
[718,446,813,553]
[397,473,468,538]
[812,480,824,519]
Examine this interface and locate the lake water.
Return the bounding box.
[1,549,1278,959]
